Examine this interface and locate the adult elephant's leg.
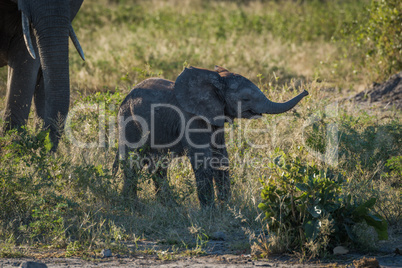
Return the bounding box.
[188,149,215,208]
[4,41,40,130]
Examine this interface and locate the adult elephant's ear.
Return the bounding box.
[174,67,225,127]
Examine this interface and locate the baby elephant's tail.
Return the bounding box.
[112,151,120,176]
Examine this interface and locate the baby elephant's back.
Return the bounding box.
[119,78,176,116]
[118,78,184,153]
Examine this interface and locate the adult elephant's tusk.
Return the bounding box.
[69,25,85,61]
[21,11,36,59]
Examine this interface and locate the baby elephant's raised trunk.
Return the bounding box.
[262,90,309,114]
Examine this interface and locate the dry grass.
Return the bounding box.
[67,0,362,95]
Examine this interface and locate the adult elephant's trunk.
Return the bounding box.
[261,90,309,114]
[33,5,70,148]
[20,0,84,149]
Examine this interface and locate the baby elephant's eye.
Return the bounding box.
[243,98,251,102]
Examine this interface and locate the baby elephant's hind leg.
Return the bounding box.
[213,168,231,205]
[121,159,140,203]
[149,158,177,205]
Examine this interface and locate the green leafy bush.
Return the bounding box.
[0,128,116,246]
[385,155,402,177]
[258,150,388,257]
[0,129,73,244]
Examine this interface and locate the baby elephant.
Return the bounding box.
[114,66,308,208]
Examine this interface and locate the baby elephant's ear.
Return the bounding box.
[214,65,230,73]
[174,67,225,127]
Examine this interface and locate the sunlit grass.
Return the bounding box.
[67,0,368,95]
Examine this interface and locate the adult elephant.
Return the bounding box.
[114,66,309,208]
[0,0,85,150]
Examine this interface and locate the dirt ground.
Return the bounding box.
[0,255,325,268]
[1,253,401,268]
[352,72,402,110]
[1,233,401,268]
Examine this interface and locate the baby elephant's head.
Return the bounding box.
[174,66,309,126]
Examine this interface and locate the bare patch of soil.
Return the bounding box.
[1,233,401,268]
[1,253,401,267]
[353,72,402,110]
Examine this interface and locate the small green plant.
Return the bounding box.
[195,233,209,250]
[258,149,388,257]
[157,250,176,261]
[0,236,26,258]
[0,246,25,258]
[384,156,402,178]
[65,241,84,257]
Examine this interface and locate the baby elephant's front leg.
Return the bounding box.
[189,152,215,208]
[211,131,231,203]
[194,167,215,208]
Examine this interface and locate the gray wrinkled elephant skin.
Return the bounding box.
[114,66,309,208]
[0,0,84,150]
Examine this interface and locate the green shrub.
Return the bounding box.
[0,128,116,246]
[385,155,402,177]
[0,129,73,244]
[258,150,388,257]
